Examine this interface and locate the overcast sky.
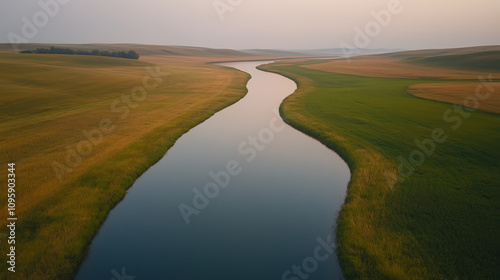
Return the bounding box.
[1,0,499,50]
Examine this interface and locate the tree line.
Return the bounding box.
[20,46,140,59]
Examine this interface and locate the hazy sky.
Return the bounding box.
[1,0,499,50]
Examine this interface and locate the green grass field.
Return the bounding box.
[0,52,250,279]
[260,60,500,279]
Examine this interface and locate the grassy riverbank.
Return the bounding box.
[260,59,500,279]
[0,52,250,279]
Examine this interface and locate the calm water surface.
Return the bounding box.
[75,61,350,280]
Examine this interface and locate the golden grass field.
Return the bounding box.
[305,57,489,79]
[408,82,500,114]
[0,49,263,279]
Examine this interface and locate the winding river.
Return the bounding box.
[75,61,350,280]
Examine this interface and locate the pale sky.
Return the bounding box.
[1,0,499,50]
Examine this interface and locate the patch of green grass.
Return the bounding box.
[260,61,500,279]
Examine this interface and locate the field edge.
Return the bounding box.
[257,62,434,280]
[68,65,251,279]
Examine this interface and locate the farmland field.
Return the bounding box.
[260,57,500,279]
[0,51,251,279]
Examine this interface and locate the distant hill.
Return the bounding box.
[0,43,320,59]
[405,51,500,72]
[377,45,500,59]
[0,43,253,57]
[242,49,308,57]
[242,48,403,58]
[308,48,404,55]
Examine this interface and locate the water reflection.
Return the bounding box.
[75,61,350,280]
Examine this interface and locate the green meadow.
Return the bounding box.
[260,60,500,279]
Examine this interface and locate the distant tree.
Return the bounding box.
[36,48,50,54]
[44,46,74,54]
[21,46,140,60]
[127,50,140,59]
[75,50,91,55]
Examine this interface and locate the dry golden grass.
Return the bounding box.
[408,82,500,114]
[305,57,500,79]
[0,52,251,279]
[0,54,245,218]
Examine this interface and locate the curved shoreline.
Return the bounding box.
[257,62,356,277]
[68,64,252,280]
[258,59,500,279]
[257,62,414,279]
[75,60,350,279]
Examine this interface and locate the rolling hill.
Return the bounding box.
[405,51,500,72]
[0,43,253,57]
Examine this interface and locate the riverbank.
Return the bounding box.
[74,60,350,280]
[0,53,250,279]
[259,59,500,279]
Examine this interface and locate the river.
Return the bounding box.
[75,61,350,280]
